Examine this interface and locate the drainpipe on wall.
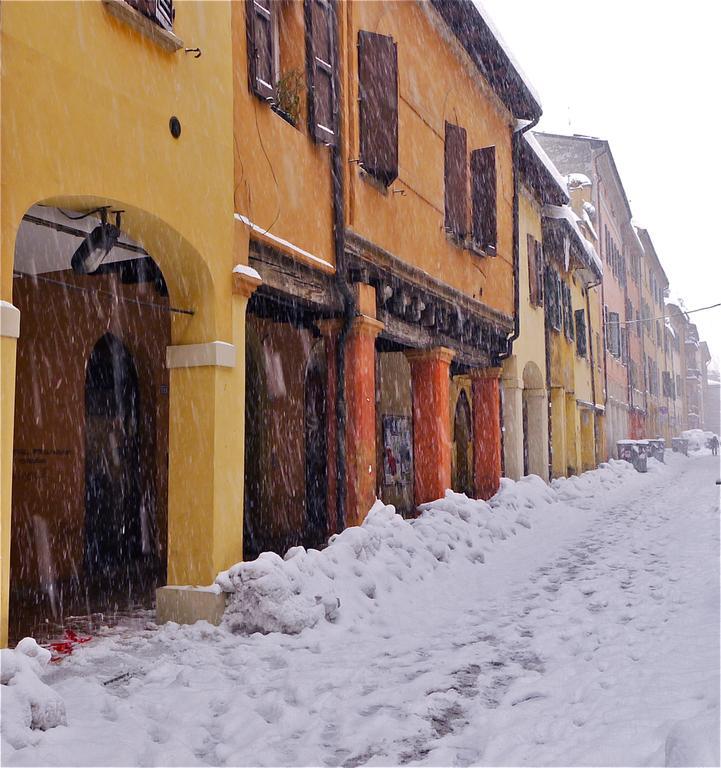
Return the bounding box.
[585,277,602,459]
[496,115,540,365]
[330,1,355,534]
[495,116,540,479]
[592,145,611,450]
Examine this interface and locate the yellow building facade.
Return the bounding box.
[1,0,241,645]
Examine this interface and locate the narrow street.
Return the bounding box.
[3,455,719,767]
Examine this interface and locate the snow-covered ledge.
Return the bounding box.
[232,263,263,298]
[166,341,236,369]
[156,585,227,627]
[0,301,20,339]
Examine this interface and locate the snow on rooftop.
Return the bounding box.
[472,0,543,108]
[523,132,568,197]
[544,204,603,277]
[567,173,592,188]
[630,223,646,254]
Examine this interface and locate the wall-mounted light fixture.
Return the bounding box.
[71,209,121,275]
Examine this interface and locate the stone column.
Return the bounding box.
[471,367,503,500]
[407,347,455,505]
[565,393,580,475]
[550,386,567,478]
[344,314,383,528]
[580,406,595,472]
[501,375,523,481]
[524,387,549,481]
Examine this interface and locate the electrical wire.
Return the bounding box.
[57,207,106,221]
[252,96,282,236]
[619,301,721,326]
[12,271,194,316]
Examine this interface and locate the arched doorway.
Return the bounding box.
[304,341,328,549]
[84,334,143,597]
[453,389,473,496]
[9,204,170,641]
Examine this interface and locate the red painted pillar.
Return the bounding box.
[406,347,455,505]
[344,315,383,528]
[472,367,503,500]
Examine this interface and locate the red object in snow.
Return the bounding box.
[46,629,92,662]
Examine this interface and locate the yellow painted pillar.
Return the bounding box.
[550,386,567,479]
[501,375,523,481]
[164,271,260,587]
[525,387,549,481]
[580,408,595,472]
[565,394,580,475]
[0,302,20,647]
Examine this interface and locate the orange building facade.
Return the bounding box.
[233,0,541,555]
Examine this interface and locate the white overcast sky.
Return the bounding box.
[480,0,721,370]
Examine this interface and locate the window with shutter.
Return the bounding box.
[545,268,562,332]
[306,0,336,145]
[535,241,544,306]
[527,234,537,305]
[575,309,587,357]
[471,146,496,254]
[562,283,574,340]
[608,311,620,357]
[126,0,173,30]
[444,122,467,239]
[358,31,398,187]
[247,0,276,101]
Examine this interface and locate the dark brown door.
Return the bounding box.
[84,334,142,596]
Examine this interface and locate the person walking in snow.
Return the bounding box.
[711,434,719,456]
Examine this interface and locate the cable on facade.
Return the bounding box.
[12,271,195,316]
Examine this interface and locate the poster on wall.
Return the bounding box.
[382,415,412,486]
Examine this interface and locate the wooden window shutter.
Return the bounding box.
[471,146,497,254]
[527,234,537,305]
[247,0,276,101]
[444,122,467,238]
[358,31,398,186]
[575,309,587,357]
[306,0,336,145]
[535,240,544,306]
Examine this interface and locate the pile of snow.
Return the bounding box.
[1,638,66,750]
[681,428,716,453]
[216,460,637,636]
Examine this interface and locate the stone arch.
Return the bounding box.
[6,197,223,640]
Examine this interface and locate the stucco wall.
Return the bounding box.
[344,1,515,317]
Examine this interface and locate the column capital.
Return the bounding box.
[405,346,455,366]
[470,366,503,380]
[232,265,262,298]
[524,387,547,398]
[349,314,384,339]
[501,377,523,390]
[317,318,344,338]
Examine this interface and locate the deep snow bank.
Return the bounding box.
[216,460,638,635]
[0,638,67,749]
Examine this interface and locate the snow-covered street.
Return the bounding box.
[2,454,719,767]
